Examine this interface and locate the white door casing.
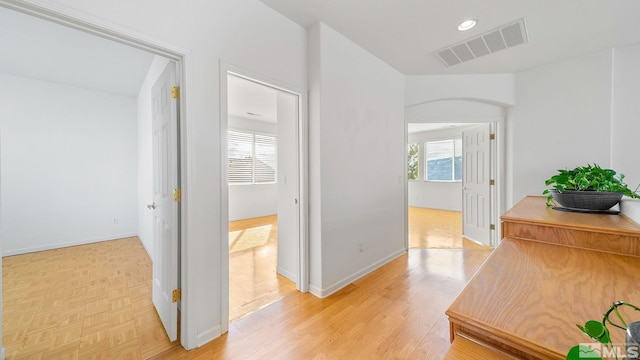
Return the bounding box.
[276,91,300,284]
[151,62,179,341]
[462,124,492,246]
[221,67,308,329]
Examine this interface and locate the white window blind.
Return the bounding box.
[425,138,462,181]
[228,130,277,184]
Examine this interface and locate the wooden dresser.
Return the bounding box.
[445,196,640,359]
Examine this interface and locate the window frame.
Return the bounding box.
[424,138,462,182]
[227,128,278,185]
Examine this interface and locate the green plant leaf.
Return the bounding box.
[566,345,603,360]
[543,164,640,200]
[580,320,611,343]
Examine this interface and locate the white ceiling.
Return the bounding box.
[259,0,640,75]
[5,1,638,123]
[0,6,278,119]
[0,7,155,98]
[228,75,278,123]
[408,123,473,134]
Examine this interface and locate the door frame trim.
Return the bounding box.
[404,116,506,248]
[0,0,195,349]
[219,62,309,332]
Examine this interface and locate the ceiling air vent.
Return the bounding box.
[436,18,528,67]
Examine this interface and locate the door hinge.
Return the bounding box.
[172,288,181,302]
[489,133,496,140]
[173,188,182,202]
[171,86,180,100]
[490,179,495,186]
[490,224,496,230]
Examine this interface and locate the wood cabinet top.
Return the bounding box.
[502,196,640,236]
[446,237,640,358]
[447,196,640,358]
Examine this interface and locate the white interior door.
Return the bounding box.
[462,124,491,246]
[151,62,179,341]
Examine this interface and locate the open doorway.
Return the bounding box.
[225,73,302,322]
[405,99,506,250]
[407,121,503,248]
[0,4,188,356]
[407,123,493,249]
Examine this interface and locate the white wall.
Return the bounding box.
[21,0,307,348]
[405,74,515,107]
[308,22,406,297]
[228,184,277,221]
[228,116,278,221]
[404,48,640,216]
[512,50,614,205]
[404,76,513,210]
[612,43,640,190]
[613,43,640,223]
[0,73,138,256]
[137,55,170,258]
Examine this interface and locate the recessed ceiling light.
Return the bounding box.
[458,19,477,32]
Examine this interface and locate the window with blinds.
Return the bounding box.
[425,138,462,181]
[228,130,277,184]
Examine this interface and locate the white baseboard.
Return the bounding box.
[2,233,138,257]
[276,266,297,283]
[309,249,406,298]
[138,235,153,260]
[197,325,222,348]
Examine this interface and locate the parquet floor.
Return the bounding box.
[2,237,177,359]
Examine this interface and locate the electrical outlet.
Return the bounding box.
[113,218,119,224]
[358,241,364,252]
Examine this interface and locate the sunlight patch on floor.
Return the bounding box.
[229,225,272,253]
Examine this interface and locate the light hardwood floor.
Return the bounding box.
[3,207,492,359]
[229,208,488,322]
[153,207,493,359]
[229,215,296,322]
[153,247,492,359]
[408,207,489,249]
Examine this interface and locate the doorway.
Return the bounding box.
[222,70,307,325]
[406,121,503,248]
[0,2,189,351]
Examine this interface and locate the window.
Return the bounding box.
[408,143,419,182]
[425,139,462,181]
[228,130,277,184]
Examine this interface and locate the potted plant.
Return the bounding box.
[543,164,640,210]
[567,301,640,360]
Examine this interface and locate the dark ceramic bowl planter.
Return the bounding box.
[627,322,640,360]
[549,189,623,211]
[543,164,640,211]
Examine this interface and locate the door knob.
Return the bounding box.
[147,203,156,209]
